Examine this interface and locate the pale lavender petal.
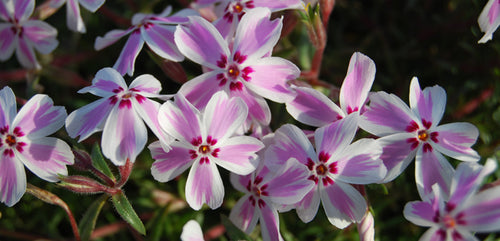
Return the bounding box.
[17,137,73,182]
[49,0,65,9]
[178,71,225,109]
[253,0,303,10]
[419,227,446,241]
[265,158,314,205]
[15,36,39,69]
[132,97,172,146]
[335,139,386,185]
[158,94,202,143]
[66,0,86,33]
[180,220,204,241]
[101,105,147,165]
[265,124,316,166]
[185,160,224,210]
[95,28,134,50]
[214,136,262,175]
[65,98,114,141]
[203,91,248,140]
[79,67,127,97]
[433,123,480,162]
[23,20,58,54]
[0,154,26,207]
[142,24,184,62]
[174,16,230,69]
[339,52,376,114]
[213,15,234,40]
[0,1,10,20]
[409,77,446,128]
[286,86,344,127]
[113,30,145,76]
[377,133,418,183]
[315,114,358,159]
[295,186,321,223]
[14,0,34,22]
[259,201,284,241]
[157,8,198,23]
[461,185,500,232]
[13,94,66,139]
[403,200,437,227]
[78,0,105,12]
[0,23,16,61]
[229,194,259,233]
[415,149,454,199]
[230,172,252,193]
[478,0,500,43]
[357,211,375,241]
[0,86,17,127]
[233,8,282,61]
[150,141,194,182]
[244,57,299,103]
[231,87,271,125]
[128,74,162,96]
[321,181,367,229]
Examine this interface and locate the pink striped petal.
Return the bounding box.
[15,36,39,69]
[321,181,367,229]
[265,124,316,166]
[13,94,66,139]
[174,16,230,69]
[265,158,314,204]
[377,133,418,183]
[339,52,376,115]
[252,0,303,10]
[95,28,134,50]
[203,91,248,140]
[113,30,145,76]
[0,1,10,21]
[66,0,86,32]
[0,155,26,207]
[186,160,224,210]
[214,136,262,175]
[158,94,202,143]
[461,185,500,232]
[230,87,271,125]
[295,186,321,223]
[229,194,259,233]
[132,97,172,146]
[244,57,299,103]
[17,137,73,182]
[0,23,16,61]
[150,141,194,182]
[178,71,225,109]
[65,98,114,141]
[403,200,437,227]
[409,77,446,128]
[230,172,253,193]
[0,86,16,127]
[259,201,284,241]
[180,220,204,241]
[478,0,500,43]
[129,74,162,95]
[419,227,446,241]
[79,0,105,12]
[315,114,358,159]
[415,149,454,199]
[142,24,184,62]
[433,123,480,162]
[233,8,282,61]
[14,0,33,22]
[23,20,58,54]
[286,86,344,127]
[79,67,127,97]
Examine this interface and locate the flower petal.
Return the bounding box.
[432,122,480,162]
[259,201,284,241]
[315,114,358,160]
[295,186,321,223]
[0,154,26,207]
[185,160,224,210]
[79,67,127,97]
[230,172,252,193]
[133,97,172,146]
[23,20,58,54]
[13,94,66,139]
[244,57,299,103]
[15,36,39,69]
[461,185,500,232]
[128,74,162,96]
[403,200,438,227]
[113,30,145,76]
[142,24,184,62]
[95,28,134,50]
[204,91,248,140]
[265,158,314,205]
[214,136,262,175]
[66,0,86,33]
[377,133,418,183]
[0,23,16,61]
[158,94,202,143]
[17,137,74,182]
[14,0,34,22]
[286,86,344,127]
[180,220,204,241]
[150,141,194,183]
[339,52,376,114]
[231,87,271,125]
[174,16,230,69]
[415,148,454,199]
[265,124,316,166]
[418,227,445,241]
[178,71,225,109]
[78,0,105,12]
[65,98,113,141]
[229,194,259,234]
[0,86,17,128]
[252,0,303,10]
[321,181,367,229]
[409,77,446,128]
[478,0,500,43]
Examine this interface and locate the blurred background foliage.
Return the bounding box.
[1,0,500,240]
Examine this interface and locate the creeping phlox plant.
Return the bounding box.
[0,0,499,241]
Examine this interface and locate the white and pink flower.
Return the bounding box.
[49,0,105,33]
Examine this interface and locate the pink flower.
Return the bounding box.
[360,77,480,197]
[286,52,376,127]
[150,91,264,210]
[265,114,386,228]
[0,86,74,207]
[478,0,500,43]
[229,157,314,241]
[94,6,197,76]
[404,158,500,240]
[181,220,204,241]
[49,0,105,33]
[0,0,58,69]
[65,67,172,166]
[175,7,299,128]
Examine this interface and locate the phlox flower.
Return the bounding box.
[265,114,386,228]
[360,77,480,198]
[150,91,264,210]
[181,220,204,241]
[0,0,58,69]
[175,8,300,128]
[94,6,197,76]
[0,86,74,207]
[65,67,172,166]
[478,0,500,43]
[49,0,105,33]
[404,158,500,241]
[229,157,314,241]
[286,52,376,127]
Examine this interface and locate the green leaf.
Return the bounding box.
[79,194,108,241]
[112,192,146,235]
[91,143,115,181]
[221,214,253,241]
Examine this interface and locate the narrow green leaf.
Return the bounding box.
[221,214,254,241]
[112,192,146,235]
[79,194,109,241]
[91,143,115,180]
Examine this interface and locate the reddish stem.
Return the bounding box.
[452,87,493,119]
[116,158,133,188]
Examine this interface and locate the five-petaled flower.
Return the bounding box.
[49,0,105,33]
[0,0,58,69]
[478,0,500,43]
[175,7,300,130]
[65,67,172,166]
[360,77,480,198]
[95,6,197,76]
[0,86,74,207]
[404,158,500,241]
[265,114,386,228]
[150,91,264,210]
